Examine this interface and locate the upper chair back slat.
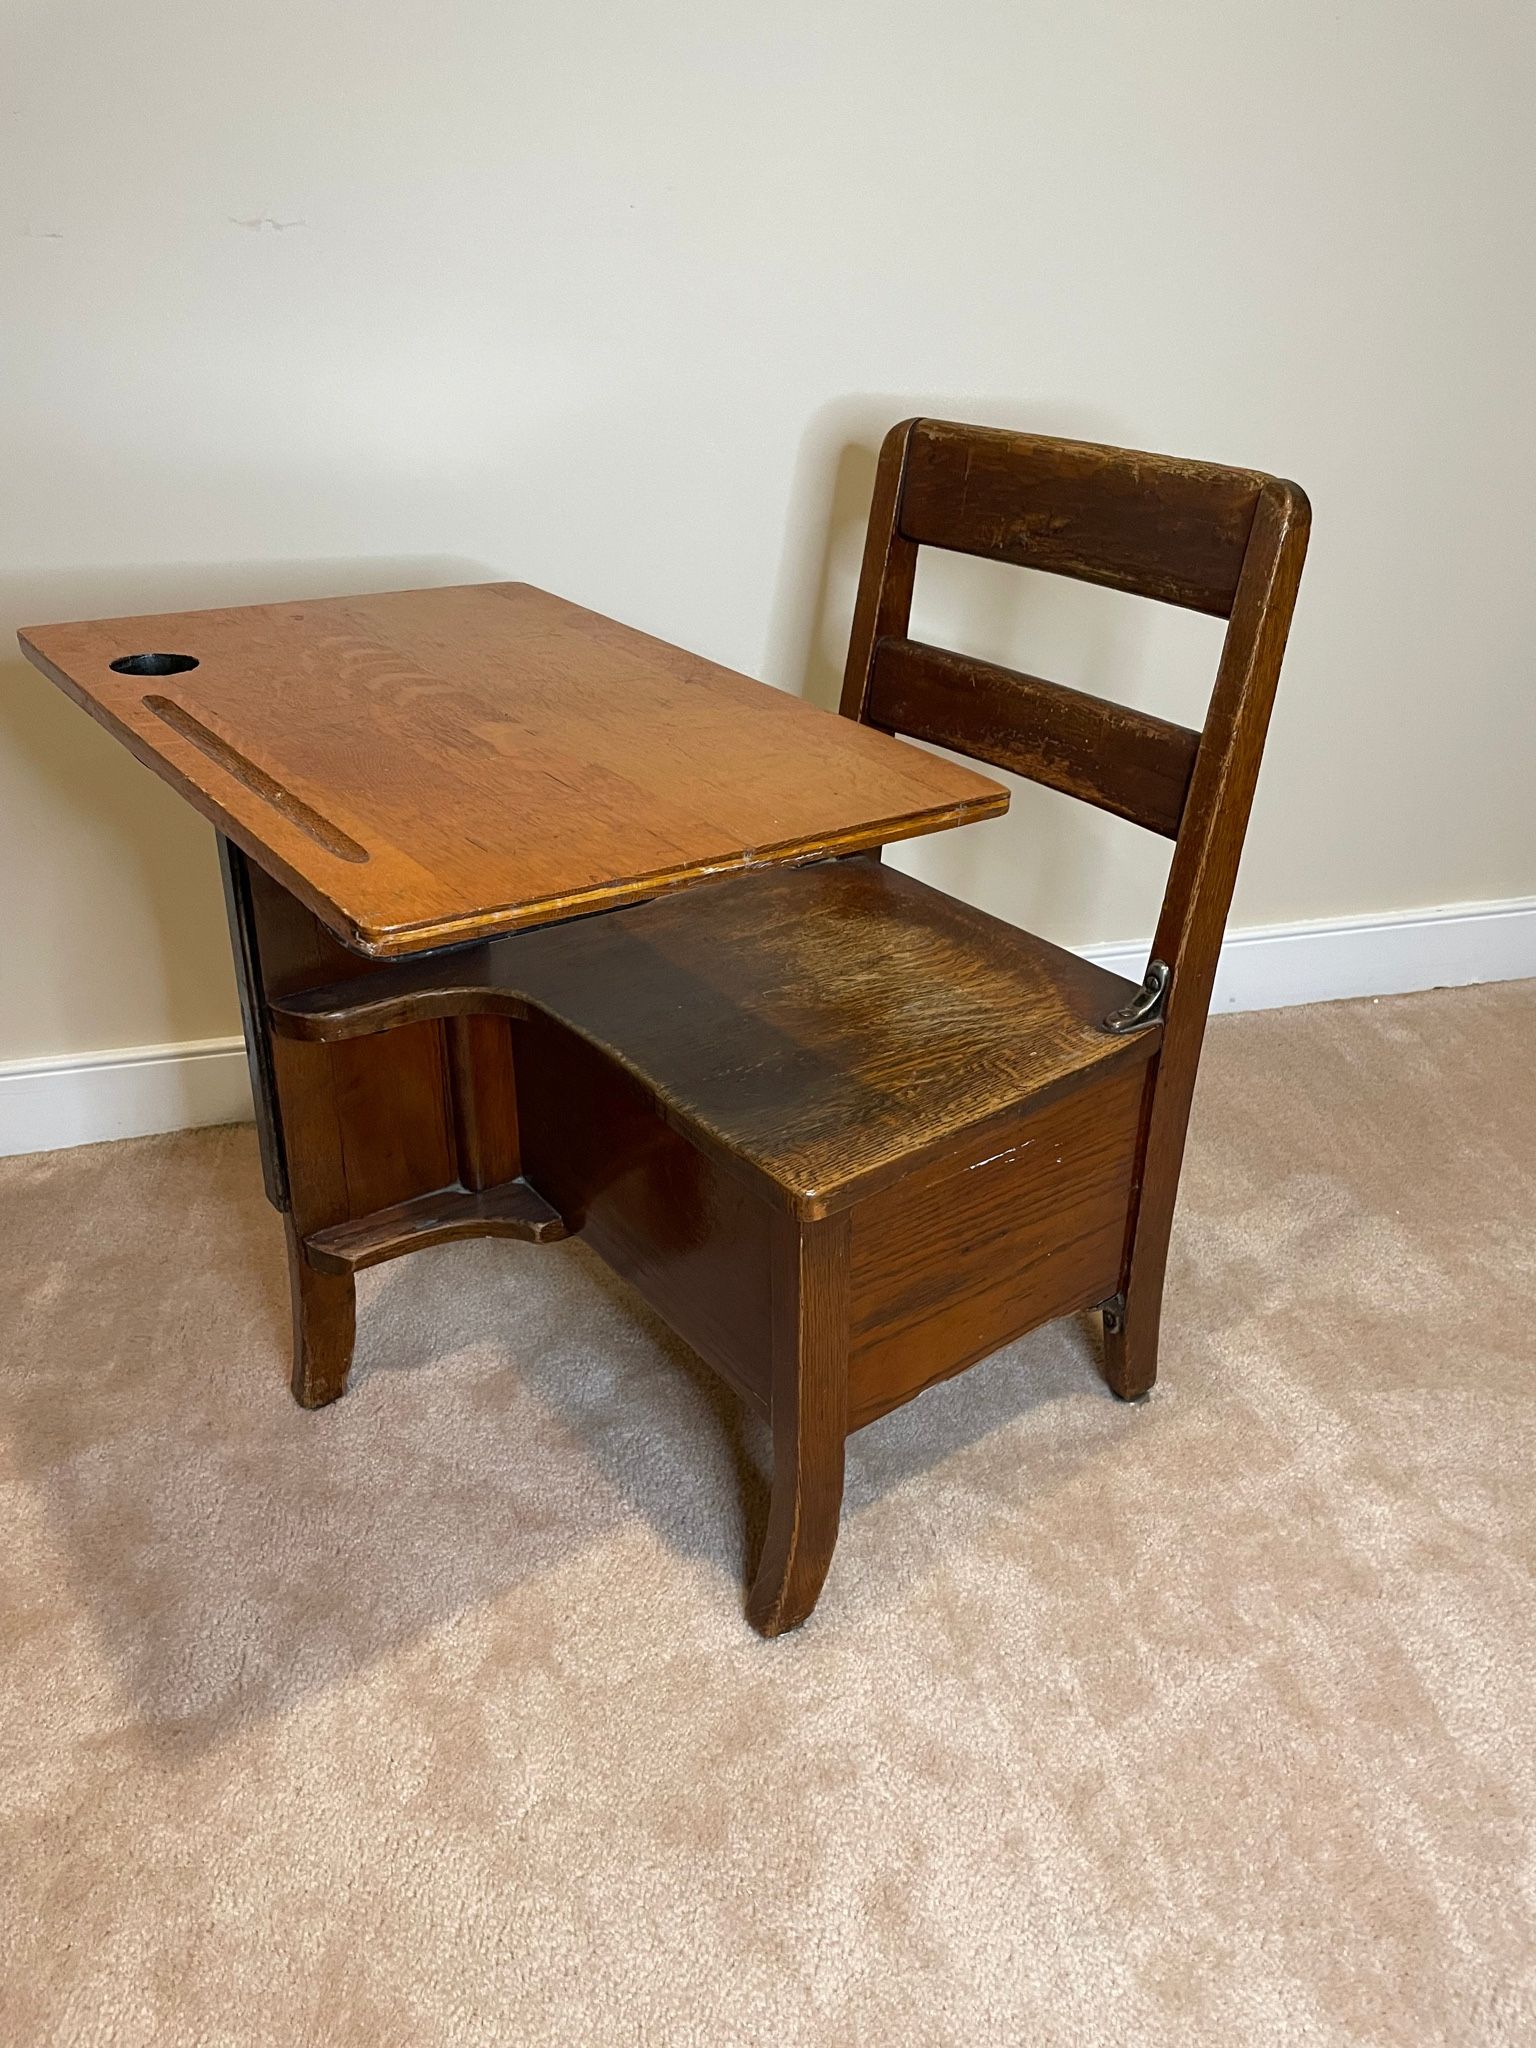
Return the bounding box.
[866,637,1199,839]
[897,419,1266,617]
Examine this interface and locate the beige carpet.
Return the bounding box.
[2,982,1533,2046]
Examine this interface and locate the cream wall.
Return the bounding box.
[3,1,1533,1062]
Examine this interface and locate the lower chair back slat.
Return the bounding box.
[899,419,1266,618]
[866,638,1200,838]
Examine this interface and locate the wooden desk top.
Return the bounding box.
[20,581,1007,957]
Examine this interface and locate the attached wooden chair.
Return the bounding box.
[269,419,1309,1634]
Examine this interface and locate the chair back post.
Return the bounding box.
[839,419,920,722]
[838,415,1311,1391]
[1125,477,1310,1364]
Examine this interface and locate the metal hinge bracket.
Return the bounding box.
[1103,959,1170,1033]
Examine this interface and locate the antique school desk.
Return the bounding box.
[21,419,1308,1637]
[19,579,1007,1407]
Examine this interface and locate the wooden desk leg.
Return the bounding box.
[444,1015,521,1191]
[748,1211,852,1637]
[286,1218,356,1408]
[219,836,480,1406]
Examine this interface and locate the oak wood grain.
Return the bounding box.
[47,417,1308,1637]
[270,855,1162,1220]
[20,581,1007,958]
[847,1067,1146,1427]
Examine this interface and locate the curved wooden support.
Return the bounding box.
[286,1182,565,1407]
[304,1176,567,1275]
[269,940,537,1043]
[748,1214,851,1637]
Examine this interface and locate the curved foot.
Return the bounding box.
[286,1221,356,1408]
[748,1213,851,1638]
[748,1436,846,1637]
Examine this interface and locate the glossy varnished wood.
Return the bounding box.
[444,1016,520,1193]
[245,857,459,1220]
[230,851,462,1404]
[840,417,1310,1408]
[304,1177,566,1274]
[267,417,1306,1628]
[220,842,561,1403]
[471,992,1147,1444]
[897,418,1266,616]
[847,1066,1147,1428]
[34,419,1306,1637]
[865,638,1201,838]
[749,1213,852,1636]
[284,1217,355,1410]
[20,582,1006,957]
[1109,477,1312,1394]
[270,856,1162,1219]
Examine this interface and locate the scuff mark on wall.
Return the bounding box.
[228,216,308,232]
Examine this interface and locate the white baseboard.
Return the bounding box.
[0,1037,252,1158]
[1084,891,1536,1014]
[2,894,1532,1158]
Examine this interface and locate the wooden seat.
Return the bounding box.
[273,854,1160,1218]
[271,417,1311,1636]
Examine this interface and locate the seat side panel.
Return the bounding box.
[847,1065,1147,1428]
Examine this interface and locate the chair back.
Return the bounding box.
[841,417,1311,1036]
